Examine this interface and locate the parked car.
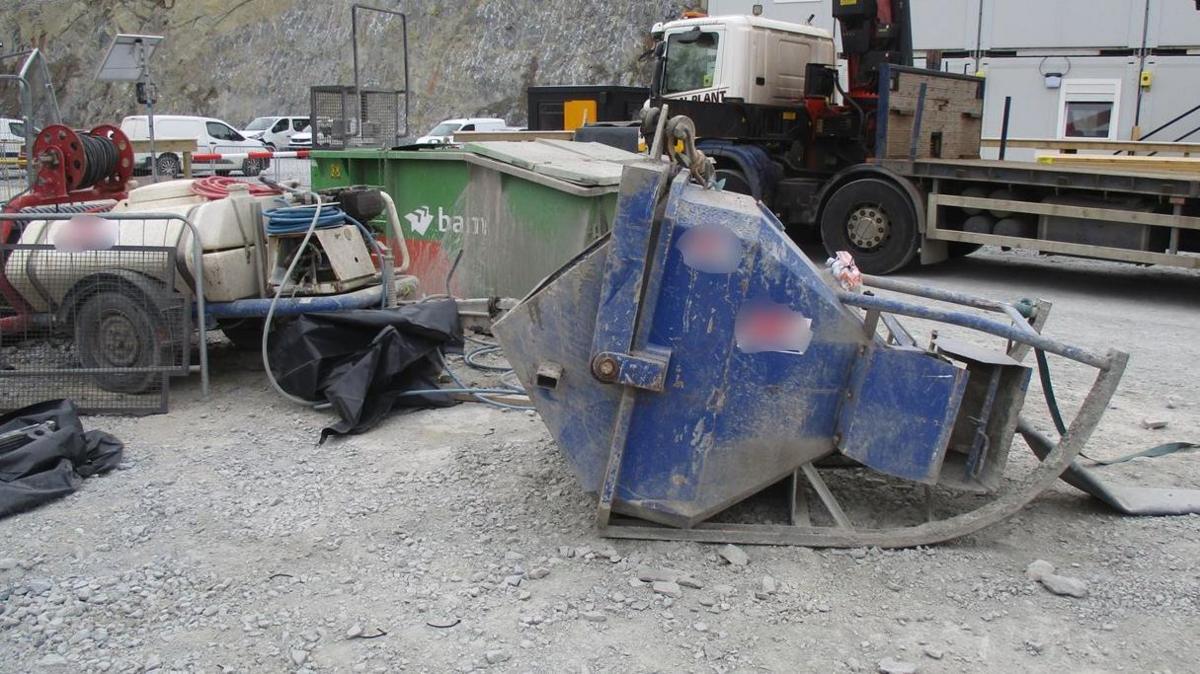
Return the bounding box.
[287,130,312,150]
[416,118,510,145]
[119,115,268,177]
[0,117,29,158]
[241,115,310,150]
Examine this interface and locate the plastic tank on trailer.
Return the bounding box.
[8,180,279,309]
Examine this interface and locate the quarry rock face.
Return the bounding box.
[1,0,690,134]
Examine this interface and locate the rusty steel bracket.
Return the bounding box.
[591,347,672,391]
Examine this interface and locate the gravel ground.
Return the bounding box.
[2,247,1199,673]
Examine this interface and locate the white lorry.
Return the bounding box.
[0,117,29,158]
[640,11,1200,274]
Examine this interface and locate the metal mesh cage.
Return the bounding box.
[310,86,403,150]
[311,85,354,151]
[360,89,402,148]
[0,242,190,415]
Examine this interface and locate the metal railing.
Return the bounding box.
[189,153,311,190]
[0,49,62,192]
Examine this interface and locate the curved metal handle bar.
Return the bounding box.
[837,290,1115,370]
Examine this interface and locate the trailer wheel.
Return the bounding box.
[75,290,165,394]
[820,178,919,275]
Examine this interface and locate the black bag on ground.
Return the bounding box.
[0,399,123,519]
[267,300,463,441]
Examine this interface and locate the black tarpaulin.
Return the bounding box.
[0,399,124,519]
[267,300,463,441]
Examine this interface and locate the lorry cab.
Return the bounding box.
[651,15,836,106]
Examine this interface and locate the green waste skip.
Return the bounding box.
[311,140,643,298]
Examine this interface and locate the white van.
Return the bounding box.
[0,117,29,158]
[119,115,268,177]
[241,115,310,150]
[416,117,510,145]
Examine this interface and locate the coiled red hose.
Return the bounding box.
[189,176,283,200]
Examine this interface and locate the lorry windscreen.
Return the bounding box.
[663,31,720,95]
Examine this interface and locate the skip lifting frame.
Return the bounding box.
[494,158,1130,549]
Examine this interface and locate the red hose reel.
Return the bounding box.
[5,124,134,213]
[1,124,134,334]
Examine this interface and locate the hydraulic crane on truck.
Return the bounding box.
[642,0,959,274]
[642,2,1200,274]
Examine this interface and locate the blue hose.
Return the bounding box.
[464,343,512,372]
[264,204,348,235]
[444,364,535,412]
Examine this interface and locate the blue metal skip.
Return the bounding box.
[495,162,1000,529]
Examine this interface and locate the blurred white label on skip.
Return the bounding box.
[677,224,742,274]
[735,301,813,355]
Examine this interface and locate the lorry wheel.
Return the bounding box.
[75,291,165,394]
[218,318,266,351]
[820,178,919,275]
[156,153,181,178]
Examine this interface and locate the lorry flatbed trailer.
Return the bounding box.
[880,158,1200,199]
[873,158,1200,270]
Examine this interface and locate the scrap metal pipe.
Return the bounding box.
[860,274,1042,338]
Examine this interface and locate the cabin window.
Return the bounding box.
[1057,79,1120,140]
[1062,102,1113,138]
